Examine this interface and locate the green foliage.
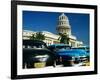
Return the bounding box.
[59,33,69,44]
[30,32,45,41]
[30,34,35,40]
[35,32,45,41]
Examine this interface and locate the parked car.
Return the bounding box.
[48,44,87,66]
[23,40,55,68]
[23,40,47,49]
[23,48,55,68]
[72,46,90,62]
[48,44,71,51]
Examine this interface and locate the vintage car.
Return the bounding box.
[23,40,55,68]
[48,44,87,66]
[72,46,90,62]
[47,44,71,51]
[23,48,55,68]
[23,40,47,48]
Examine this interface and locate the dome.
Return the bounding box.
[59,13,68,21]
[59,13,66,17]
[57,13,71,35]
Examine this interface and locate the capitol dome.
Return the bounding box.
[57,13,71,35]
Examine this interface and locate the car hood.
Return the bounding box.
[56,49,86,57]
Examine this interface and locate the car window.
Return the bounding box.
[56,46,70,50]
[73,47,89,51]
[23,41,47,49]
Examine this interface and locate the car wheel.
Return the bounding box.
[63,61,74,66]
[53,61,56,67]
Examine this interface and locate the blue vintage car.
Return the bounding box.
[48,44,87,66]
[72,46,90,62]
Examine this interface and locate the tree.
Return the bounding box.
[35,32,45,41]
[59,33,69,44]
[30,34,35,40]
[30,32,45,41]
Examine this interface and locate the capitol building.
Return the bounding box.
[23,13,83,47]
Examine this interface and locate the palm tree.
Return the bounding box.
[35,32,45,41]
[30,34,35,40]
[59,33,69,44]
[30,32,45,41]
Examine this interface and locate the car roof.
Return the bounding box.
[23,48,53,55]
[23,40,46,45]
[73,46,89,48]
[72,46,89,49]
[48,44,70,47]
[23,48,52,53]
[56,49,86,56]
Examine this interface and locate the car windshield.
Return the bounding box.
[32,44,45,48]
[23,40,47,49]
[73,47,89,51]
[23,49,53,57]
[56,46,70,50]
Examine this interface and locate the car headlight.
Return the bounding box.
[71,57,75,61]
[35,55,49,58]
[35,55,49,61]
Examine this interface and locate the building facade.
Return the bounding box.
[57,13,71,35]
[56,13,83,47]
[23,13,83,47]
[23,30,60,46]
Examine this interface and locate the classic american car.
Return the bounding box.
[48,44,87,66]
[23,40,55,68]
[72,46,90,62]
[23,48,55,68]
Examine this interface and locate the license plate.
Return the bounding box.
[34,62,46,68]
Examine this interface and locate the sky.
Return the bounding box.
[23,11,89,46]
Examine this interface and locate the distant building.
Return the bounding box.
[23,13,83,47]
[23,30,60,46]
[57,13,71,35]
[56,13,83,47]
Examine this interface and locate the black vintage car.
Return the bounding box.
[23,40,55,68]
[23,40,47,48]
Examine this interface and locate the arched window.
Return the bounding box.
[62,22,63,25]
[61,16,63,19]
[60,22,62,25]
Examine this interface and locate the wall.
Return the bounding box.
[0,0,99,80]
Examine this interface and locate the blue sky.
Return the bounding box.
[23,11,89,46]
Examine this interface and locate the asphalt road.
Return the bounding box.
[40,62,85,69]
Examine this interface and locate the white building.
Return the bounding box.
[56,13,83,47]
[23,13,83,47]
[23,30,35,39]
[42,31,60,45]
[23,30,83,47]
[57,13,71,35]
[23,30,60,46]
